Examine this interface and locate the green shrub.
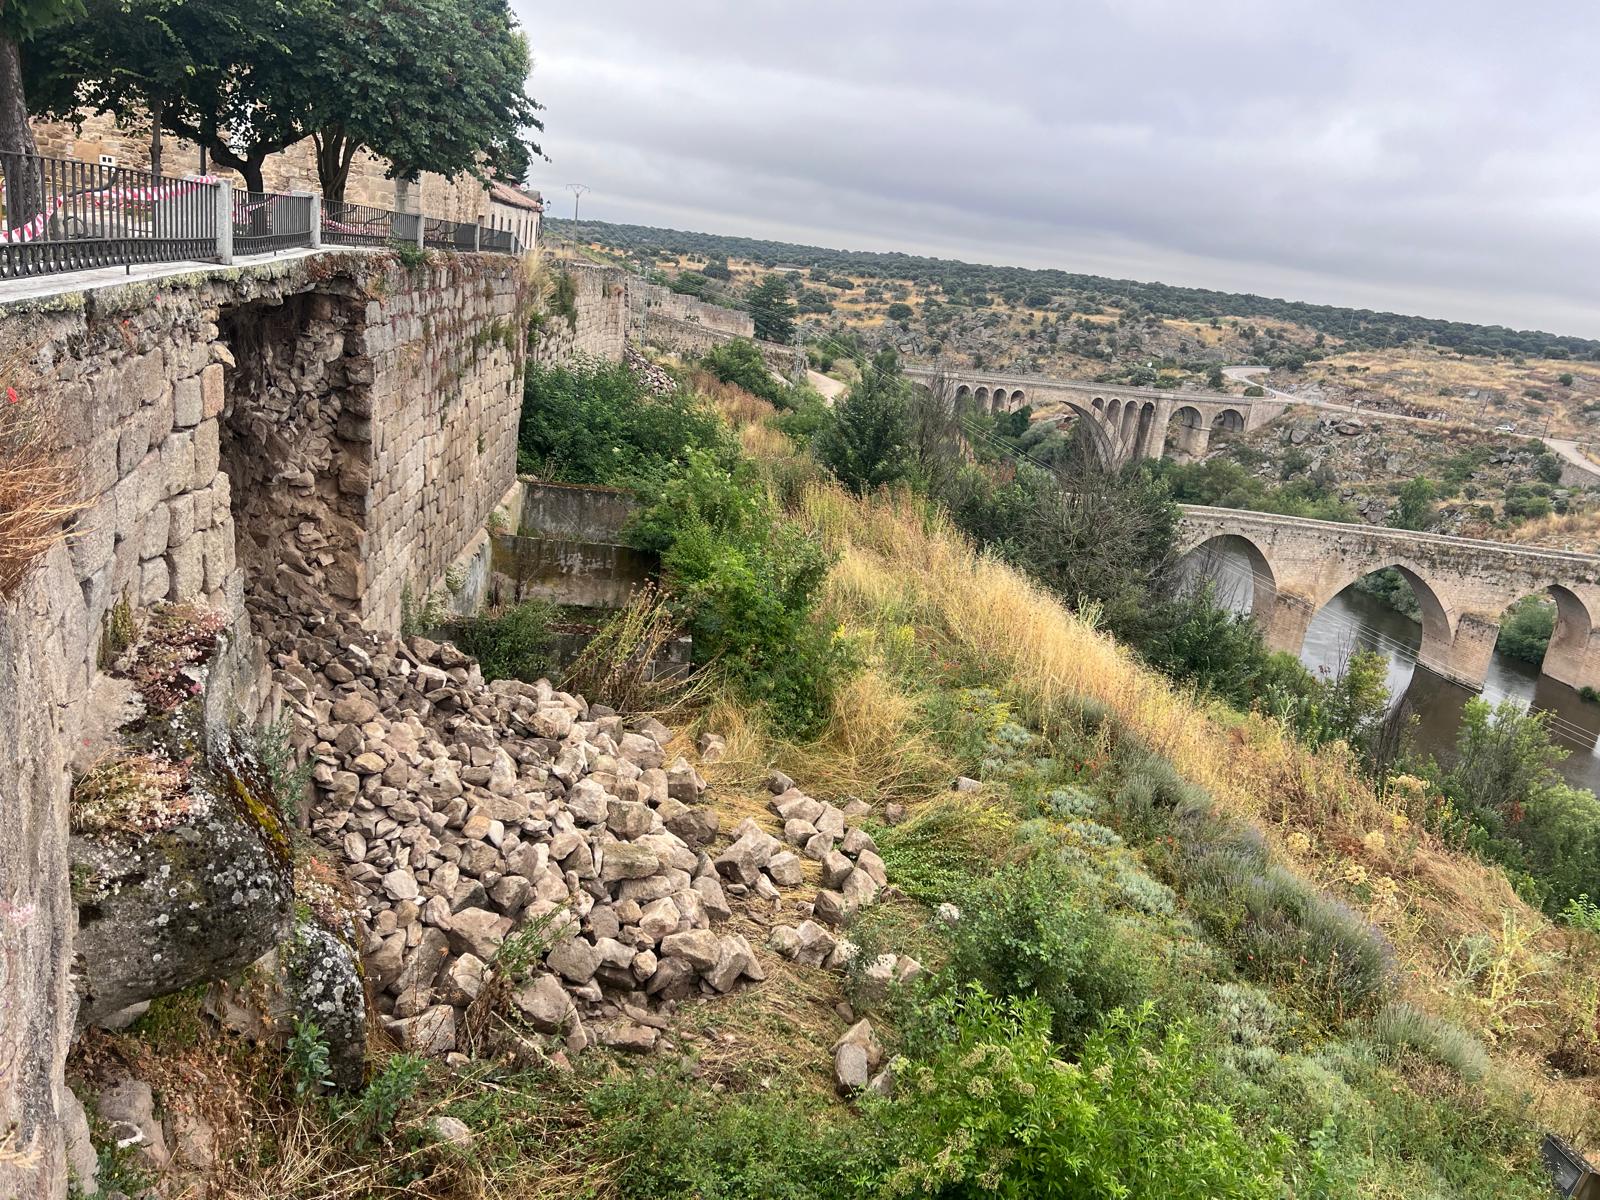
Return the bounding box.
[1165,806,1395,1020]
[1367,1002,1490,1082]
[446,599,558,683]
[875,988,1285,1199]
[1495,595,1554,664]
[587,1070,874,1198]
[629,449,848,735]
[943,854,1153,1051]
[702,338,790,406]
[519,360,730,487]
[874,795,1021,904]
[287,1017,334,1102]
[349,1054,427,1149]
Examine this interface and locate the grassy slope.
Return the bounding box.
[74,369,1600,1198]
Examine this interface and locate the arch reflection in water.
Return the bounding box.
[1194,542,1600,793]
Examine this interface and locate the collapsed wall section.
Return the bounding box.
[0,247,527,1198]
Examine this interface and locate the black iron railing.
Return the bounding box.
[0,152,217,280]
[480,226,521,254]
[0,151,522,283]
[424,216,477,251]
[232,190,314,256]
[322,199,399,247]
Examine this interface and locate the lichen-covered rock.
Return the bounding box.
[283,919,367,1089]
[70,608,294,1027]
[72,768,293,1026]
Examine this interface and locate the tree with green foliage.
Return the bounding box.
[303,0,540,199]
[1496,595,1555,664]
[747,273,796,344]
[1391,477,1435,530]
[27,0,540,196]
[815,349,910,494]
[885,302,913,321]
[701,338,787,406]
[1,0,81,159]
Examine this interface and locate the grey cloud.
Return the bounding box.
[514,0,1600,334]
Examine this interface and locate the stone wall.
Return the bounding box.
[632,279,754,338]
[0,246,527,1197]
[529,263,630,367]
[32,111,491,224]
[518,480,636,542]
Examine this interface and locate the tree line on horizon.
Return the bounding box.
[554,217,1600,363]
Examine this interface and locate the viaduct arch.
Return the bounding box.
[1177,506,1600,693]
[907,365,1283,468]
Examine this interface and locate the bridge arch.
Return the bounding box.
[1178,532,1278,625]
[1307,559,1457,681]
[1496,585,1596,685]
[974,386,990,410]
[1211,407,1246,435]
[1165,405,1209,460]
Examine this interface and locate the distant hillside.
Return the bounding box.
[551,218,1600,362]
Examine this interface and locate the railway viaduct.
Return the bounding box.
[903,365,1287,465]
[1178,506,1600,693]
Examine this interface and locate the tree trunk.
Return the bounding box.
[0,36,37,158]
[314,129,357,202]
[148,100,164,180]
[0,35,43,231]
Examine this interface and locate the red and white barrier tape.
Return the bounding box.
[0,175,219,245]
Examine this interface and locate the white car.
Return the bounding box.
[1494,423,1516,433]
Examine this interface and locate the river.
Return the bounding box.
[1196,545,1600,794]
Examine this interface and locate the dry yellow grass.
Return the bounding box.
[789,479,1600,1139]
[0,391,86,598]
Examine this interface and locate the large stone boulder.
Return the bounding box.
[72,754,294,1026]
[282,919,367,1089]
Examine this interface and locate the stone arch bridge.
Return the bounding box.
[904,365,1285,466]
[1179,506,1600,693]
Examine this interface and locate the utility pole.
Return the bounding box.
[566,184,589,256]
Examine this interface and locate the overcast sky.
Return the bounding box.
[512,1,1600,337]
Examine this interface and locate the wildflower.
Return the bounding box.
[1390,812,1410,834]
[1361,829,1387,854]
[1342,862,1369,886]
[4,387,16,404]
[1285,831,1311,856]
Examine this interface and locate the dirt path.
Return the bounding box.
[808,370,847,404]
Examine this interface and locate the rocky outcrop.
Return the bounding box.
[70,602,292,1028]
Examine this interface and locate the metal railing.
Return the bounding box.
[0,150,523,284]
[322,199,400,247]
[480,226,521,254]
[423,216,478,251]
[1,152,216,279]
[232,190,314,256]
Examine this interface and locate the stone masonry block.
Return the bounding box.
[173,376,203,428]
[161,430,194,499]
[167,537,203,600]
[192,420,220,491]
[138,504,170,560]
[139,556,170,605]
[167,493,196,548]
[67,500,115,581]
[200,363,225,419]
